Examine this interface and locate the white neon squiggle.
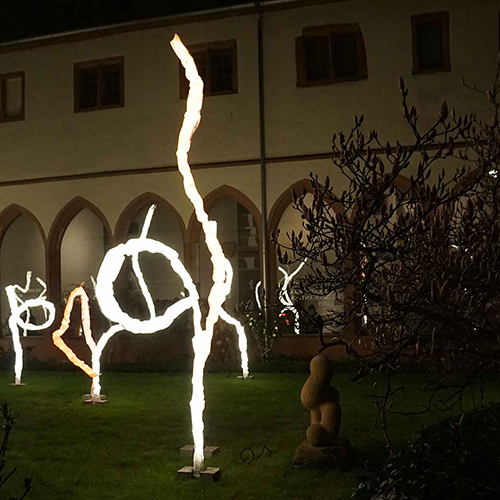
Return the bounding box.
[6,272,55,385]
[278,260,306,335]
[255,280,262,310]
[171,33,249,476]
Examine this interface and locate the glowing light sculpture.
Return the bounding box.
[53,205,200,403]
[278,261,306,335]
[94,204,198,336]
[255,280,262,309]
[6,272,55,385]
[171,33,249,477]
[52,285,123,402]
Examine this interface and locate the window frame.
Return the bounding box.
[411,11,451,75]
[296,23,368,87]
[179,39,238,98]
[0,71,25,123]
[74,56,125,113]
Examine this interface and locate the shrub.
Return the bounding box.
[353,403,500,499]
[0,402,32,499]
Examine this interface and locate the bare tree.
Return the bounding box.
[280,65,500,430]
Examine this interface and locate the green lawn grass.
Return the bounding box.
[1,370,499,500]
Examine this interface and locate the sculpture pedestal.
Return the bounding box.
[176,466,221,482]
[292,436,351,465]
[82,394,108,404]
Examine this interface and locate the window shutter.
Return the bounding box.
[5,77,23,118]
[295,36,306,87]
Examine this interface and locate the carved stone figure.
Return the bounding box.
[293,355,351,464]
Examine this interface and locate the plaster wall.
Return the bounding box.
[0,0,497,363]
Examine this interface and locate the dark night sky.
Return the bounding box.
[0,0,263,43]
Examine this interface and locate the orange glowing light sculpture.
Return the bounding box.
[6,272,55,385]
[171,34,249,476]
[52,285,122,402]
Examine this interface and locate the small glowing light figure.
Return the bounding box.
[171,34,249,476]
[278,261,306,335]
[6,272,55,385]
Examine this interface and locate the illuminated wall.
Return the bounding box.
[61,209,107,293]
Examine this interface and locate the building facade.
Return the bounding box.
[0,0,497,362]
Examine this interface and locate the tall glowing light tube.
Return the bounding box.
[170,34,249,476]
[6,272,55,385]
[278,260,306,335]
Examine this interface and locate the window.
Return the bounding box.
[296,24,368,86]
[74,57,124,112]
[180,40,237,98]
[411,12,450,74]
[0,72,24,122]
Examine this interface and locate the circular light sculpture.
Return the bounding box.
[94,205,198,335]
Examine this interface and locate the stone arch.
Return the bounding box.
[114,192,187,249]
[186,184,262,277]
[0,204,47,249]
[47,197,113,304]
[0,205,47,321]
[115,191,187,245]
[115,191,187,254]
[267,174,411,298]
[267,179,315,292]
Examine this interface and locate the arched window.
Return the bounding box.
[0,207,46,333]
[269,181,340,333]
[60,209,110,294]
[47,197,112,306]
[188,186,262,314]
[114,202,186,319]
[200,199,260,312]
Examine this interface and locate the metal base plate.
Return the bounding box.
[177,466,221,483]
[236,375,254,379]
[82,394,109,404]
[10,383,27,386]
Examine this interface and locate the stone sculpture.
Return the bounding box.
[293,354,351,464]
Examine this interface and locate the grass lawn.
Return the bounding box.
[1,370,499,500]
